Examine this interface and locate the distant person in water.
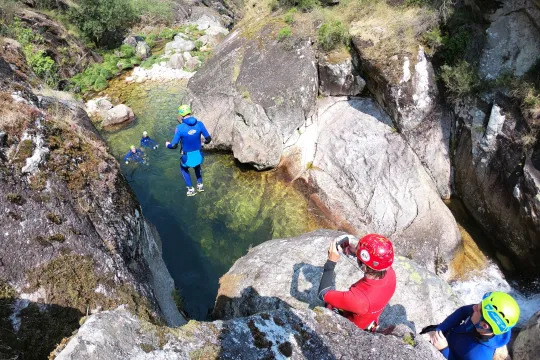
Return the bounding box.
[166,104,211,197]
[140,131,158,149]
[124,145,145,164]
[422,291,520,360]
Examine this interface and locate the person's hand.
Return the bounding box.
[125,161,129,164]
[328,239,340,262]
[165,141,170,147]
[429,330,448,350]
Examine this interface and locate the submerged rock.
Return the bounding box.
[214,230,462,332]
[56,307,445,359]
[104,104,135,128]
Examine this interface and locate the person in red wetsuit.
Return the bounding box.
[317,234,396,331]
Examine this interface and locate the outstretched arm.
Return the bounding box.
[123,151,132,162]
[436,305,474,333]
[167,128,182,149]
[200,122,212,144]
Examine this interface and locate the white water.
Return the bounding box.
[451,261,540,327]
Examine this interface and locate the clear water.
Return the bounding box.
[99,79,326,319]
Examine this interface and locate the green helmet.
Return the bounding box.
[177,105,191,116]
[481,292,520,335]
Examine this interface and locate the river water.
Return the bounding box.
[100,79,327,319]
[99,77,539,325]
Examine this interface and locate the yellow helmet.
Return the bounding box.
[481,292,520,335]
[177,105,191,116]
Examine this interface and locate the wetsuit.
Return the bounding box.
[167,115,211,187]
[140,136,158,149]
[435,305,511,360]
[318,260,396,330]
[123,148,145,163]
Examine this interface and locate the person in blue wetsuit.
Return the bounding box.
[425,291,520,360]
[165,104,211,197]
[124,145,145,164]
[140,131,158,149]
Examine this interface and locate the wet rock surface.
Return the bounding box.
[56,307,445,360]
[214,230,462,332]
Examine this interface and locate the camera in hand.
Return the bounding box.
[336,236,350,251]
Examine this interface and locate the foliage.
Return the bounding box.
[194,40,204,51]
[69,0,137,48]
[277,26,292,42]
[422,26,445,54]
[27,49,59,85]
[130,0,174,25]
[284,7,297,24]
[278,0,320,11]
[317,20,349,51]
[438,27,470,65]
[440,61,480,100]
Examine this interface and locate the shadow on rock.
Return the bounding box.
[379,303,416,333]
[216,287,336,359]
[290,262,324,307]
[0,296,83,360]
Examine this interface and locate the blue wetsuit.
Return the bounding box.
[167,115,211,187]
[123,148,145,164]
[436,305,511,360]
[140,136,158,149]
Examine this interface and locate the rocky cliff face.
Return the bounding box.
[450,0,540,276]
[56,306,444,360]
[0,52,184,359]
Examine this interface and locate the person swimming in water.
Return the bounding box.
[165,104,211,197]
[140,131,158,149]
[124,145,145,164]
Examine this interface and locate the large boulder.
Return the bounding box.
[56,307,445,360]
[285,98,460,274]
[453,95,540,276]
[479,0,540,79]
[214,230,462,333]
[185,22,318,169]
[513,311,540,360]
[135,41,151,60]
[351,37,452,198]
[103,104,135,128]
[165,39,195,53]
[167,53,185,70]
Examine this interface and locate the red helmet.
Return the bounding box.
[356,234,394,271]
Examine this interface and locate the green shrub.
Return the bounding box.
[423,27,445,54]
[284,7,297,24]
[194,40,203,51]
[117,59,134,70]
[130,0,174,25]
[69,0,137,47]
[317,20,349,51]
[440,61,480,100]
[93,76,108,91]
[27,49,58,86]
[277,26,292,42]
[440,27,470,65]
[120,44,135,58]
[145,33,157,47]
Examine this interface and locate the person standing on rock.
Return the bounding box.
[124,145,145,164]
[317,234,396,331]
[166,105,211,197]
[424,291,520,360]
[140,131,159,149]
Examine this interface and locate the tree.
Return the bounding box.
[70,0,137,48]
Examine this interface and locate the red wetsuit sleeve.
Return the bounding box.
[323,286,369,314]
